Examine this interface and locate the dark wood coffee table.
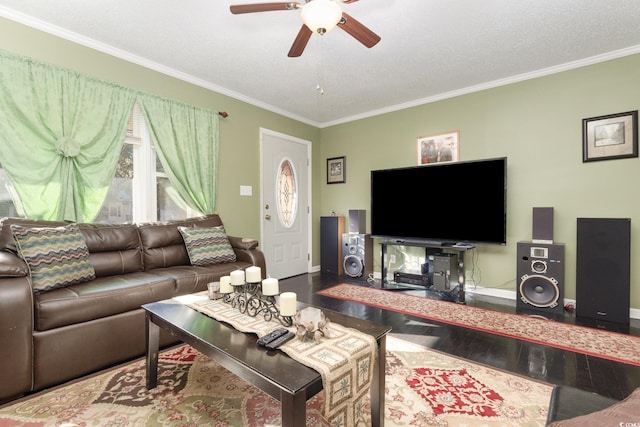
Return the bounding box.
[143,299,391,427]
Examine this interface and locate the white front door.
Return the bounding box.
[260,128,311,279]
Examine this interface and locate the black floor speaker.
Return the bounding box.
[576,218,630,324]
[516,241,564,314]
[342,233,373,278]
[320,216,345,275]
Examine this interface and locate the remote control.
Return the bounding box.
[257,328,289,347]
[264,331,295,350]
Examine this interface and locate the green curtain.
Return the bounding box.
[138,93,218,215]
[0,51,136,222]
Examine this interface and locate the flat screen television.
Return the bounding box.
[370,157,507,245]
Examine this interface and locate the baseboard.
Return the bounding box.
[465,286,517,301]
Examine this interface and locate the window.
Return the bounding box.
[93,103,200,223]
[0,103,199,223]
[277,158,297,228]
[0,163,20,217]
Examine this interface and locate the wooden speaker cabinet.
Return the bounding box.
[320,216,345,275]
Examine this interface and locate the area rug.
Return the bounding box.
[0,337,552,426]
[318,283,640,367]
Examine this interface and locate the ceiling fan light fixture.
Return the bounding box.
[301,0,343,35]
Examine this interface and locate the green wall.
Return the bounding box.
[320,54,640,308]
[2,17,640,309]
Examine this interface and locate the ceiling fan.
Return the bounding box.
[229,0,381,57]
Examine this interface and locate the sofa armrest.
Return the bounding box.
[0,250,29,277]
[0,276,34,400]
[228,235,259,250]
[228,236,267,278]
[546,385,620,425]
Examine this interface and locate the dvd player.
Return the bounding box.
[394,269,429,287]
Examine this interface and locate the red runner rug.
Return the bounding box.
[318,284,640,367]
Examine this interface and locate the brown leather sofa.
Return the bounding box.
[0,214,266,402]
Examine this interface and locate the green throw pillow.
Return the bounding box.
[11,223,96,293]
[178,226,237,266]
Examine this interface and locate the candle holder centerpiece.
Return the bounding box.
[227,269,248,311]
[222,268,296,326]
[220,275,234,303]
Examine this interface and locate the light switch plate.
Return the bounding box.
[240,185,252,196]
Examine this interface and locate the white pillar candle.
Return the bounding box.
[220,275,233,294]
[230,269,245,286]
[261,278,279,296]
[279,292,297,316]
[245,266,262,283]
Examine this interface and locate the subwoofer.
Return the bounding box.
[516,241,564,315]
[432,253,458,292]
[342,233,373,278]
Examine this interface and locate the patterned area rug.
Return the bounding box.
[0,337,551,426]
[318,284,640,366]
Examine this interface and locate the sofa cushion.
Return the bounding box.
[178,226,236,266]
[78,223,143,277]
[151,262,254,295]
[138,214,224,270]
[11,223,96,293]
[34,271,175,331]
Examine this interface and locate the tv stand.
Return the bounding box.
[378,239,474,303]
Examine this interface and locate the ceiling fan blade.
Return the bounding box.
[338,12,381,48]
[288,25,313,57]
[342,0,360,3]
[230,2,299,14]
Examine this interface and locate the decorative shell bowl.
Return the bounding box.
[293,307,330,343]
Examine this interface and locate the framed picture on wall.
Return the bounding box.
[327,156,346,184]
[417,131,459,165]
[583,110,638,162]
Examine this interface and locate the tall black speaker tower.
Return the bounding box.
[516,242,564,315]
[320,216,345,275]
[576,218,630,324]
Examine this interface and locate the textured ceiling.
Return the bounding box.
[1,0,640,127]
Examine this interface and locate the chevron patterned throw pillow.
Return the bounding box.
[11,223,96,293]
[178,226,237,266]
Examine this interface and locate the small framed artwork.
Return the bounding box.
[583,110,638,162]
[417,131,459,165]
[327,156,346,184]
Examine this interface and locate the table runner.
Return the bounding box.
[175,293,377,426]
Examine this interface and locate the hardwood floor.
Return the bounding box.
[279,272,640,401]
